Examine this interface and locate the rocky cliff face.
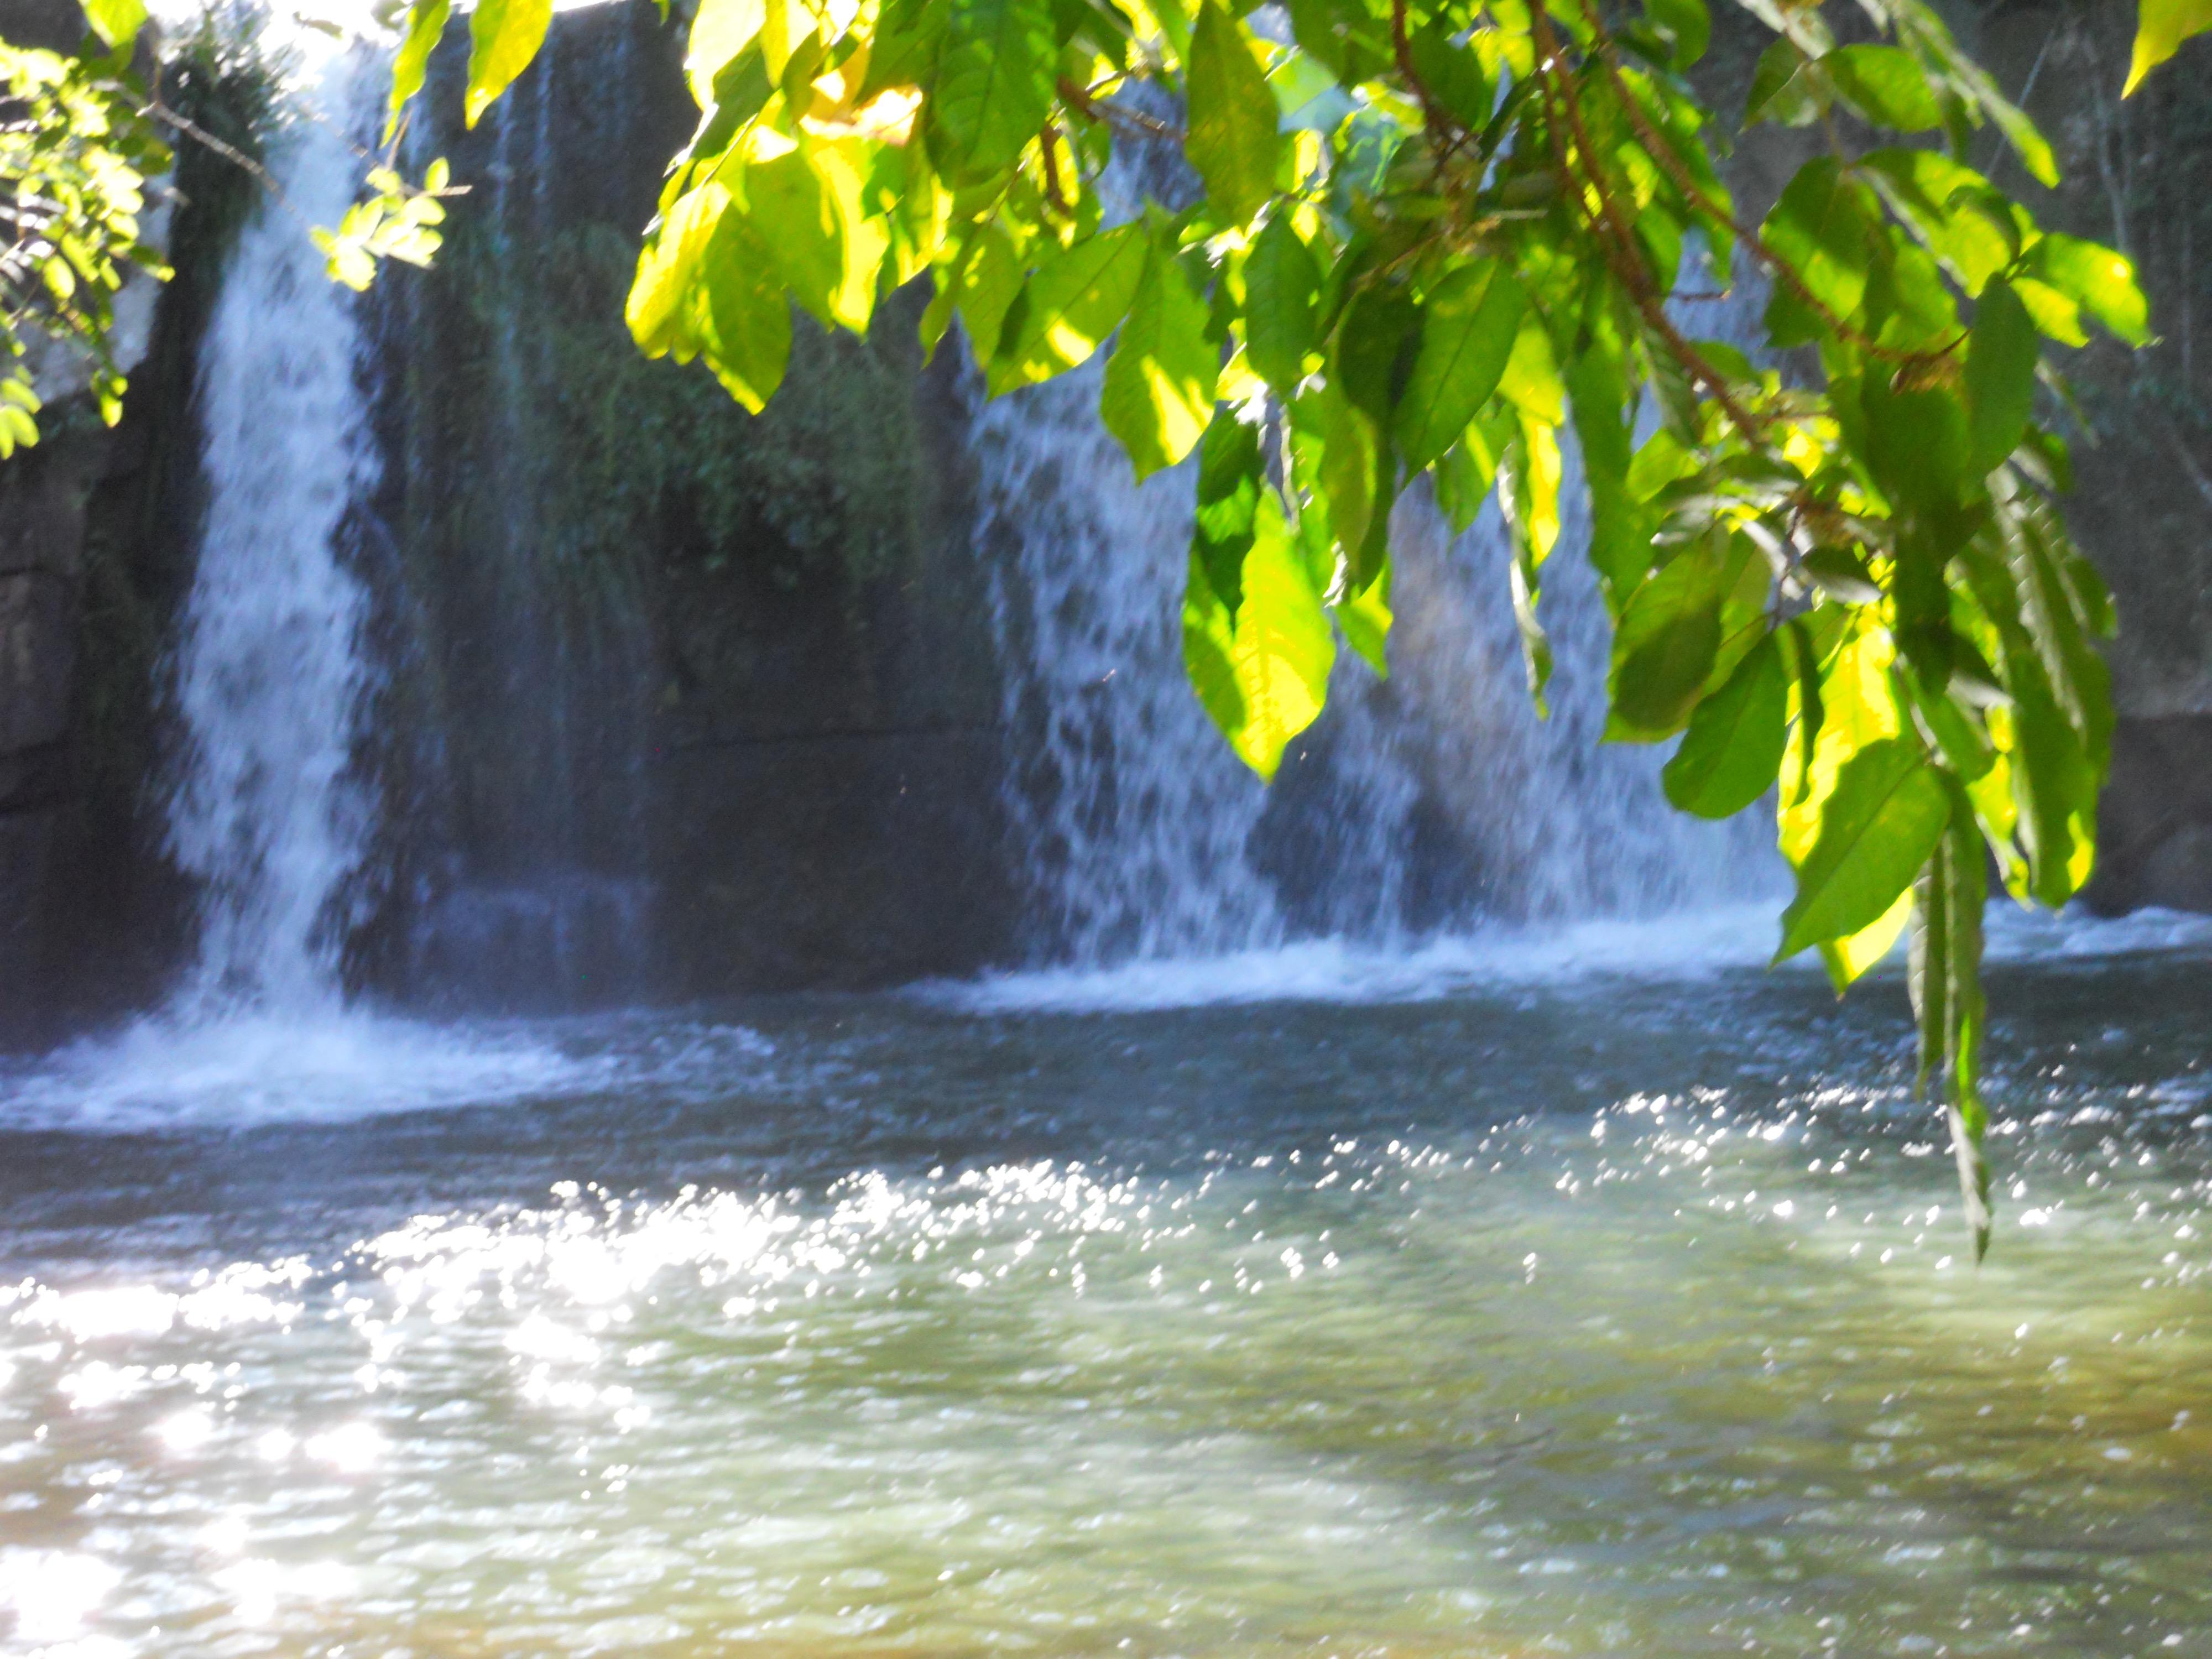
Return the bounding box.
[353,0,1015,1006]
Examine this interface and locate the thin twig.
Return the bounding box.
[141,96,292,214]
[1056,75,1182,143]
[1530,6,1767,441]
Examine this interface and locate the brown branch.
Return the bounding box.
[1529,6,1768,443]
[141,96,292,215]
[1056,75,1182,143]
[1390,0,1467,149]
[1564,0,1925,367]
[1039,121,1070,217]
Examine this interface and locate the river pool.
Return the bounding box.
[2,912,2208,1657]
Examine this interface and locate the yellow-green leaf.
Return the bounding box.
[1187,0,1284,227]
[387,0,450,140]
[2126,0,2212,92]
[1777,738,1950,960]
[1102,244,1220,479]
[466,0,552,127]
[81,0,146,49]
[989,225,1148,394]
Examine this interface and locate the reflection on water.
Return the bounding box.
[1,930,2208,1656]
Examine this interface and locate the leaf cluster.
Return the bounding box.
[0,32,170,454]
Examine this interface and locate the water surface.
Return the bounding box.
[2,920,2208,1657]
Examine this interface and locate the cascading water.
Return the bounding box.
[164,53,382,1013]
[974,264,1780,975]
[974,363,1287,964]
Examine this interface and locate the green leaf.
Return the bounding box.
[1496,310,1563,422]
[1608,549,1726,740]
[627,183,731,357]
[1824,44,1943,131]
[1760,158,1878,346]
[387,0,450,140]
[1646,0,1710,69]
[1183,486,1335,778]
[466,0,553,127]
[935,223,1021,362]
[2126,0,2212,92]
[1406,22,1495,126]
[1776,738,1950,960]
[2022,234,2150,346]
[1331,283,1421,426]
[81,0,146,48]
[1393,260,1523,471]
[1192,408,1264,615]
[1334,560,1392,673]
[738,144,847,330]
[1296,382,1385,568]
[1243,214,1321,393]
[687,0,765,104]
[1965,278,2036,475]
[929,0,1057,186]
[1187,1,1284,226]
[1663,632,1788,818]
[699,208,794,411]
[1102,243,1220,479]
[989,223,1148,393]
[1909,786,1991,1258]
[1746,38,1825,128]
[1860,377,1970,515]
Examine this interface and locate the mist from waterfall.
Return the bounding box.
[163,52,381,1013]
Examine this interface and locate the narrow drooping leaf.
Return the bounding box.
[1911,786,1992,1258]
[387,0,451,139]
[466,0,554,127]
[1965,279,2037,475]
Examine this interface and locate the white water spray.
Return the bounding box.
[165,55,379,1011]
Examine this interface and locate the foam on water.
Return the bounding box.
[0,1010,613,1133]
[927,901,2212,1015]
[925,905,1791,1014]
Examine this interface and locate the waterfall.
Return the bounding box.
[972,270,1780,972]
[974,363,1287,964]
[163,54,380,1012]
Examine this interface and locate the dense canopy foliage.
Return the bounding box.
[11,0,2211,1251]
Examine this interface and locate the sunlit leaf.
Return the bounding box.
[1777,738,1950,961]
[929,0,1057,185]
[1102,243,1220,479]
[465,0,553,127]
[2125,0,2212,92]
[1187,1,1283,227]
